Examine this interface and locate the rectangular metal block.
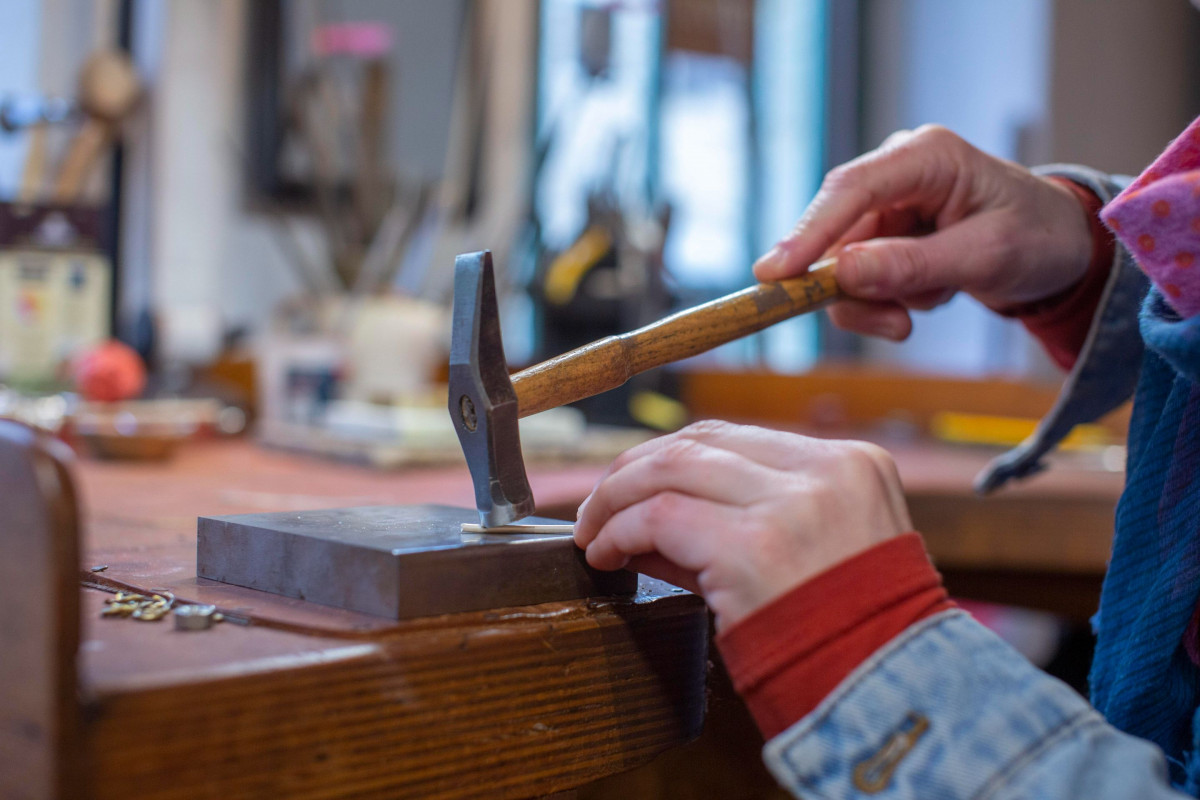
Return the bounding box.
[196,504,637,619]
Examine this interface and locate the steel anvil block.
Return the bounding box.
[197,504,637,619]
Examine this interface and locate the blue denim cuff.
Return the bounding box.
[762,610,1182,799]
[763,611,1101,798]
[976,165,1148,493]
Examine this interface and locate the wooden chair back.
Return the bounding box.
[0,421,83,799]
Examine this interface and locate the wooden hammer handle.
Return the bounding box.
[512,259,840,418]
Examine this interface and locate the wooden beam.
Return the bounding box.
[679,366,1131,436]
[666,0,755,63]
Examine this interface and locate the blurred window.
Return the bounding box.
[538,0,1059,379]
[857,0,1053,378]
[536,1,661,246]
[535,0,829,369]
[0,0,43,199]
[659,52,749,289]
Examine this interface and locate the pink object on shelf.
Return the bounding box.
[71,340,146,403]
[311,23,393,58]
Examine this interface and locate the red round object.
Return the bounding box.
[72,340,147,402]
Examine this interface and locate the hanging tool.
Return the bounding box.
[449,250,841,527]
[52,50,142,204]
[1,95,75,204]
[17,123,49,204]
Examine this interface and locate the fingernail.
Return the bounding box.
[842,248,882,297]
[870,318,905,340]
[752,246,787,278]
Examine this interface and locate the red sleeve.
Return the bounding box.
[994,177,1115,371]
[715,532,954,740]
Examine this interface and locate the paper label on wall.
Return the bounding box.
[0,249,111,386]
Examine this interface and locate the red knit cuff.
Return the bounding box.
[994,177,1114,370]
[715,532,953,740]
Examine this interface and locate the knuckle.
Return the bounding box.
[909,125,969,178]
[843,441,900,484]
[608,454,631,475]
[838,439,879,470]
[640,491,685,529]
[741,510,781,544]
[609,447,638,472]
[583,483,615,522]
[818,161,877,215]
[686,419,729,438]
[913,123,957,147]
[807,478,842,519]
[821,163,852,190]
[981,218,1020,266]
[681,419,735,440]
[651,437,704,470]
[879,128,914,150]
[855,441,895,469]
[891,243,930,288]
[820,163,865,200]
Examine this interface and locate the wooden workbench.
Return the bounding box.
[78,431,1122,623]
[9,419,1123,799]
[6,434,711,800]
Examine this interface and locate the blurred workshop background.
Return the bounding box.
[2,2,1199,794]
[4,0,1198,427]
[4,0,1197,439]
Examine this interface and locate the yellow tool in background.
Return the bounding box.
[931,411,1113,450]
[542,226,612,306]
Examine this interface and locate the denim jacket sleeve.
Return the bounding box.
[763,610,1189,799]
[975,164,1149,493]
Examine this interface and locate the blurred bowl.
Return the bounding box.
[78,430,181,460]
[71,399,219,460]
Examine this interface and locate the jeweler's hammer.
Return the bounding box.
[449,250,840,527]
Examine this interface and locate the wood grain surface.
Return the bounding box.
[84,582,707,800]
[0,440,711,799]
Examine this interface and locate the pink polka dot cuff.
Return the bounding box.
[1102,117,1200,318]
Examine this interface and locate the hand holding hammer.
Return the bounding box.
[449,251,840,527]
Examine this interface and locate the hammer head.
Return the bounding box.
[449,251,534,527]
